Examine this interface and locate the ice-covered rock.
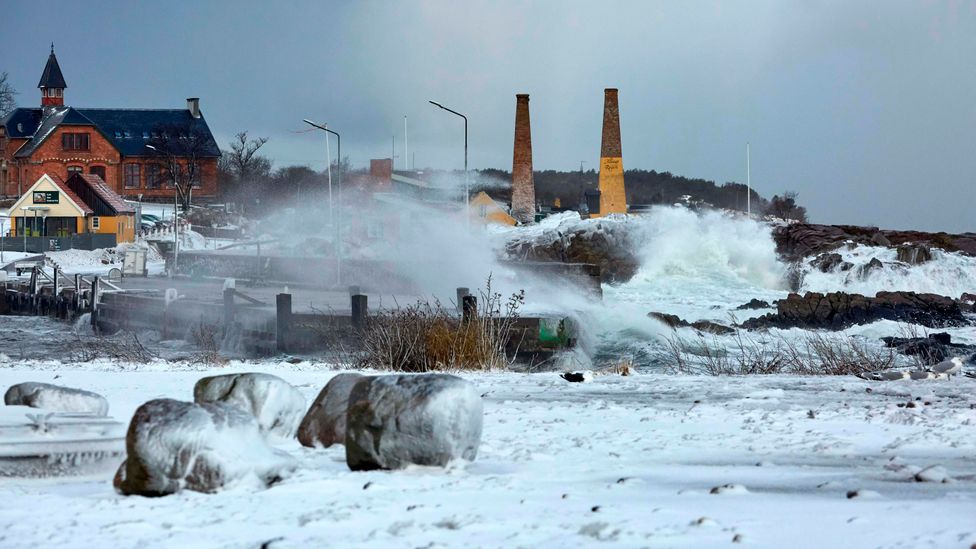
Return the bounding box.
[114,399,297,496]
[345,374,483,471]
[298,373,365,448]
[4,382,109,416]
[193,373,305,438]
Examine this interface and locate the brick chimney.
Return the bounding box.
[511,94,535,224]
[596,88,626,216]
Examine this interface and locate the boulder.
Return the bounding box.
[896,244,933,265]
[880,333,974,365]
[772,223,976,261]
[736,299,772,310]
[743,291,967,330]
[193,373,305,438]
[4,382,109,416]
[856,258,884,280]
[114,399,297,496]
[297,373,365,448]
[345,374,483,471]
[648,312,735,335]
[504,217,639,283]
[810,253,845,273]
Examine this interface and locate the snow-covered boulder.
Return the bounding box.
[4,382,109,416]
[193,373,305,438]
[298,373,365,448]
[114,399,297,496]
[345,374,483,471]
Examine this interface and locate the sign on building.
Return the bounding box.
[32,191,60,204]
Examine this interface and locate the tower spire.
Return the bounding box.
[38,45,67,108]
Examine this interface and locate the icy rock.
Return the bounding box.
[298,373,365,448]
[914,465,950,483]
[193,373,305,438]
[114,399,297,496]
[4,382,109,416]
[345,374,483,471]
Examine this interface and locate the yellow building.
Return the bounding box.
[470,191,516,226]
[8,173,136,243]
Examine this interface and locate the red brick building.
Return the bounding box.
[0,46,220,201]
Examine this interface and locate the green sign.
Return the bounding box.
[33,190,59,204]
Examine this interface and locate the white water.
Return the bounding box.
[506,206,976,369]
[800,244,976,297]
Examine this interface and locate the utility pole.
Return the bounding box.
[746,142,752,217]
[404,116,409,170]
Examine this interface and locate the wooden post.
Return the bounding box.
[462,295,477,324]
[224,288,235,328]
[276,293,292,353]
[73,274,81,312]
[456,287,470,312]
[90,276,100,332]
[53,268,59,297]
[351,294,367,330]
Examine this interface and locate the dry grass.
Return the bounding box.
[357,278,525,372]
[189,322,227,366]
[70,331,158,363]
[664,329,895,376]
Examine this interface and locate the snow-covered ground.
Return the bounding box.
[0,361,974,548]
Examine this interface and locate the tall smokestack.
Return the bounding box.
[511,93,535,224]
[597,88,626,216]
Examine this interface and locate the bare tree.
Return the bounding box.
[0,72,17,118]
[147,122,218,211]
[228,131,269,180]
[765,191,808,223]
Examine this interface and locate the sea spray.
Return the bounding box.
[800,244,976,297]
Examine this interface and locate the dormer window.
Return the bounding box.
[142,132,150,139]
[114,131,122,139]
[123,131,131,138]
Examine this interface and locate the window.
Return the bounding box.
[146,164,162,189]
[124,164,141,188]
[89,166,106,182]
[67,165,83,175]
[92,217,100,230]
[61,133,90,151]
[56,89,62,98]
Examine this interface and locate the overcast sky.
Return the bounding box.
[4,0,974,231]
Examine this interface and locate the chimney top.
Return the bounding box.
[516,94,530,100]
[186,97,201,118]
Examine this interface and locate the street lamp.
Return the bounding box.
[20,206,28,253]
[302,119,342,285]
[146,144,179,275]
[428,100,468,220]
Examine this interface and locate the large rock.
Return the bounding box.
[504,216,639,283]
[193,373,305,438]
[4,382,109,416]
[773,223,976,261]
[743,291,967,330]
[345,374,483,471]
[648,312,735,335]
[896,244,933,265]
[114,399,297,496]
[298,373,365,448]
[880,334,975,365]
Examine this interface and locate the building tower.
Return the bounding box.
[597,88,626,216]
[511,93,535,223]
[39,44,67,109]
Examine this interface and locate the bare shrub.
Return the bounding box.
[664,329,894,376]
[190,322,226,365]
[70,332,158,363]
[357,278,524,372]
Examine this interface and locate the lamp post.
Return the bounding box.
[20,206,28,252]
[428,100,468,221]
[302,119,342,285]
[1,218,6,263]
[146,144,178,275]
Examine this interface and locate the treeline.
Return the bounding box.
[478,168,806,220]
